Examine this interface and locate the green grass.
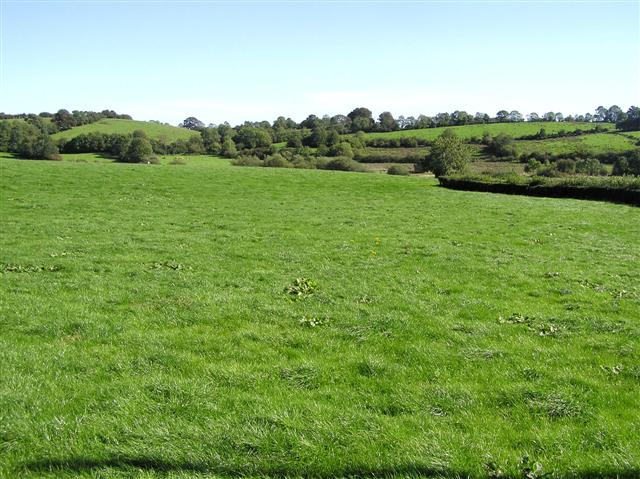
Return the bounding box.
[1,156,639,478]
[360,122,614,142]
[515,132,638,156]
[50,119,198,141]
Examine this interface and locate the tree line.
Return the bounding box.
[0,109,132,133]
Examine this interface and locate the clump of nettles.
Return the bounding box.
[285,277,318,300]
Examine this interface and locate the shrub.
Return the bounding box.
[170,157,186,165]
[322,157,366,172]
[221,137,238,158]
[329,141,354,158]
[423,129,472,177]
[486,133,516,157]
[121,136,153,163]
[525,159,541,173]
[264,154,292,168]
[575,158,603,176]
[556,159,576,174]
[387,164,411,176]
[231,155,264,167]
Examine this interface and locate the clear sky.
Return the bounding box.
[1,0,639,125]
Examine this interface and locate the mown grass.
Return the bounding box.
[1,156,639,478]
[515,132,638,156]
[360,122,614,142]
[50,119,198,142]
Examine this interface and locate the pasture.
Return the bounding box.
[50,119,198,142]
[360,122,614,142]
[514,132,638,156]
[1,155,639,478]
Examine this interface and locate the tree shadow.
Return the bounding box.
[18,456,640,478]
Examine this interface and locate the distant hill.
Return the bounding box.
[51,119,198,141]
[360,121,615,141]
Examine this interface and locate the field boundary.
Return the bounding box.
[438,177,640,206]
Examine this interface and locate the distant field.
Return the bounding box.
[51,119,198,141]
[361,122,614,142]
[1,156,639,478]
[515,132,638,156]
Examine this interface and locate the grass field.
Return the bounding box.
[50,119,198,142]
[360,122,614,142]
[1,156,639,478]
[515,132,638,156]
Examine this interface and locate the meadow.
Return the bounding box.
[514,132,638,156]
[50,119,199,142]
[1,155,639,478]
[360,122,614,142]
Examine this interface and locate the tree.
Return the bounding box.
[200,127,221,154]
[221,137,237,157]
[53,109,75,130]
[122,133,153,162]
[329,141,354,158]
[347,107,374,132]
[554,112,564,122]
[508,110,523,122]
[329,114,351,134]
[235,126,272,149]
[486,133,516,157]
[594,106,608,122]
[181,117,205,130]
[423,129,472,177]
[496,110,509,123]
[452,110,471,125]
[616,106,640,131]
[543,112,555,122]
[286,130,303,148]
[605,105,624,123]
[527,112,541,122]
[377,111,397,132]
[474,112,490,124]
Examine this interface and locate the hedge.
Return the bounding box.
[438,174,640,206]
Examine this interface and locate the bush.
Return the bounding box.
[556,159,576,174]
[321,157,366,172]
[231,155,264,167]
[221,138,238,158]
[423,129,472,177]
[264,154,292,168]
[575,158,603,176]
[120,136,153,163]
[170,157,186,165]
[525,159,541,173]
[486,133,516,157]
[387,164,411,176]
[329,141,354,158]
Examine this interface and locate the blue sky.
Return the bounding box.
[1,0,639,125]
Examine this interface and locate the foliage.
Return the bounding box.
[387,164,411,176]
[322,157,367,172]
[180,116,205,131]
[120,132,154,163]
[424,129,472,177]
[0,120,59,160]
[221,137,238,158]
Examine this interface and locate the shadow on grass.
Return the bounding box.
[19,456,640,478]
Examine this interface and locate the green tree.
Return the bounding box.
[377,111,397,131]
[122,135,153,163]
[221,137,237,157]
[423,129,472,177]
[347,107,374,132]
